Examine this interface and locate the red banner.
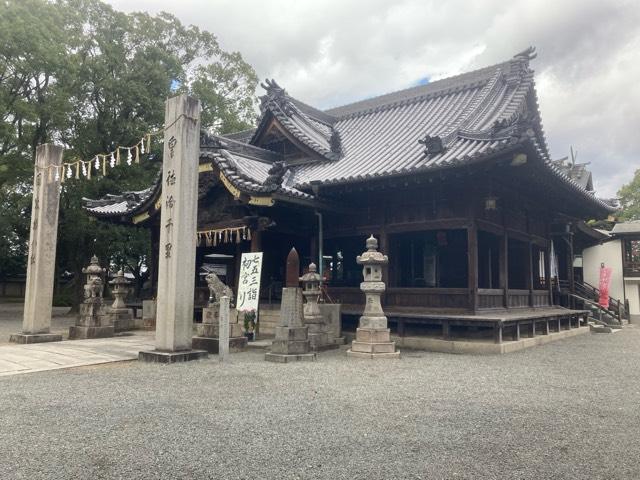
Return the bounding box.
[598,266,612,308]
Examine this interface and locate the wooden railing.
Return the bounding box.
[507,289,530,308]
[559,279,626,322]
[532,290,550,307]
[623,262,640,277]
[478,289,503,309]
[386,288,469,309]
[326,286,470,310]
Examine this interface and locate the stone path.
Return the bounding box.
[0,333,154,377]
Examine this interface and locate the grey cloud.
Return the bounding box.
[106,0,639,198]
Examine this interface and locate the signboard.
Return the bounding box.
[598,264,612,309]
[236,252,263,313]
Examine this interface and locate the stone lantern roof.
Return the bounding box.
[356,236,388,265]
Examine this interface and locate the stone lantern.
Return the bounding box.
[109,270,129,310]
[347,235,400,358]
[300,263,330,350]
[69,255,115,339]
[106,269,136,332]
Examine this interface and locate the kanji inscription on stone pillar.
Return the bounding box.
[154,94,201,352]
[10,144,63,344]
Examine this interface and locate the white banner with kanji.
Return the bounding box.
[236,252,263,313]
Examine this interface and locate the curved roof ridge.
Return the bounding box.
[324,61,510,118]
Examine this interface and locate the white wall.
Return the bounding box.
[582,239,624,302]
[624,280,640,317]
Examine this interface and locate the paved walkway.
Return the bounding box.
[0,333,154,376]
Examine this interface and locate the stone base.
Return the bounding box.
[192,336,248,354]
[68,325,114,340]
[138,349,208,363]
[347,327,399,358]
[143,318,156,330]
[9,333,63,344]
[264,352,317,363]
[314,342,341,352]
[197,322,243,338]
[346,349,401,359]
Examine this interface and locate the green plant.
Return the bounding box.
[243,310,256,333]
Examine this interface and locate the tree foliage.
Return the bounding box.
[0,0,258,303]
[618,168,640,222]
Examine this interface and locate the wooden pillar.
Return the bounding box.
[467,223,478,313]
[515,322,521,341]
[527,241,534,307]
[530,320,536,338]
[545,241,553,306]
[494,323,503,344]
[250,229,262,253]
[379,229,389,305]
[442,321,450,340]
[500,231,509,308]
[150,224,160,297]
[567,232,575,308]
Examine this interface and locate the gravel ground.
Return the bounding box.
[0,303,75,344]
[1,324,640,479]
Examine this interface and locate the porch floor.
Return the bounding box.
[340,306,590,345]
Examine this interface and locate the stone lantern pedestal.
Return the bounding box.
[192,272,247,353]
[192,304,247,353]
[347,236,400,359]
[69,256,115,340]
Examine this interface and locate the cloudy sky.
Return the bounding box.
[107,0,640,198]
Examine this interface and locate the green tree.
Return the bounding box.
[618,168,640,222]
[0,0,258,305]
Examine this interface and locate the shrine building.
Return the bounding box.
[84,48,614,345]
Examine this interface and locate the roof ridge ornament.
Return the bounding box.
[259,78,294,116]
[506,46,536,87]
[418,134,446,157]
[263,161,287,191]
[200,131,226,149]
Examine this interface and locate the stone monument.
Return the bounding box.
[300,263,336,351]
[265,248,316,363]
[142,299,156,330]
[68,255,115,339]
[347,236,400,359]
[139,94,207,363]
[106,270,137,332]
[10,144,63,344]
[192,273,247,353]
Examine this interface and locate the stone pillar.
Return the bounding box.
[139,94,207,363]
[265,248,316,363]
[347,235,400,359]
[10,144,63,344]
[219,296,230,362]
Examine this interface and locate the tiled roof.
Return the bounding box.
[85,48,614,219]
[82,170,162,218]
[611,221,640,235]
